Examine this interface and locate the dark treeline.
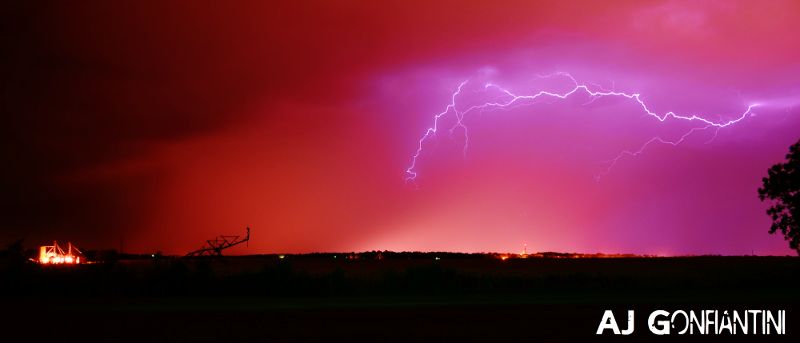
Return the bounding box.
[2,251,800,302]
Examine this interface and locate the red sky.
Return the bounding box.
[4,0,800,255]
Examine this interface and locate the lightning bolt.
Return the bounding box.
[405,72,758,184]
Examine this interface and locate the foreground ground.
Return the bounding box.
[1,254,798,341]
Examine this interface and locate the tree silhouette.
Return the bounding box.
[758,139,800,254]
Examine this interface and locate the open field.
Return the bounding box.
[2,255,799,341]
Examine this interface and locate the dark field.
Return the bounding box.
[2,254,799,342]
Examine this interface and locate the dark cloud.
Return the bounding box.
[1,0,572,244]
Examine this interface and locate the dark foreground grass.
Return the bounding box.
[1,255,798,342]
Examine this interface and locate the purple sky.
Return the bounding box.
[4,1,800,255]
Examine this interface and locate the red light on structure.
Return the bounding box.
[38,241,84,265]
